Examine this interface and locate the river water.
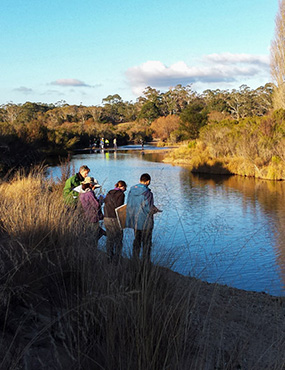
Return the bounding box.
[48,146,285,296]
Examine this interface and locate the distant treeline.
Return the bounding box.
[0,83,280,176]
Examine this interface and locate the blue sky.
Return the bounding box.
[0,0,279,106]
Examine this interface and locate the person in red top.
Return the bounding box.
[104,180,127,264]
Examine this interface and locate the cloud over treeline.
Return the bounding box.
[126,53,270,95]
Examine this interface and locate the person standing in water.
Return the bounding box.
[125,173,161,263]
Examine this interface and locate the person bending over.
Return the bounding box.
[63,165,90,206]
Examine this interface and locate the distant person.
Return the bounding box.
[100,137,104,150]
[79,177,104,247]
[105,138,110,147]
[104,180,127,264]
[125,173,161,263]
[92,138,98,149]
[113,137,117,151]
[63,165,90,206]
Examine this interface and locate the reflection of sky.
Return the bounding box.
[48,151,285,296]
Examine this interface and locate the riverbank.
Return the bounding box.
[158,268,285,369]
[163,142,285,180]
[0,169,284,369]
[0,248,284,369]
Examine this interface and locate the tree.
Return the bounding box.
[252,84,274,116]
[179,101,207,139]
[226,85,254,119]
[162,84,196,115]
[138,101,160,124]
[101,94,125,123]
[138,86,161,104]
[271,0,285,109]
[202,89,229,113]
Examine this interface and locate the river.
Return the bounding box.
[48,146,285,296]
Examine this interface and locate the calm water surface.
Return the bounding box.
[49,147,285,296]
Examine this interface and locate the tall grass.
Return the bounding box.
[0,168,284,369]
[0,167,198,369]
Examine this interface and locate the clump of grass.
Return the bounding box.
[0,168,198,369]
[0,167,284,369]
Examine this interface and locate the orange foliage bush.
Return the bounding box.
[151,115,180,141]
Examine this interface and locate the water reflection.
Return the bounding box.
[220,175,285,294]
[178,171,285,295]
[48,150,285,296]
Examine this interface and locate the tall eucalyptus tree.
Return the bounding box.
[271,0,285,109]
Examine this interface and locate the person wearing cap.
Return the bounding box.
[79,177,104,247]
[73,177,101,194]
[125,173,161,263]
[103,180,127,264]
[63,165,90,206]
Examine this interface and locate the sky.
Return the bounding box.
[0,0,279,107]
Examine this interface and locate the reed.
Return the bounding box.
[164,141,285,180]
[0,168,197,369]
[0,168,284,369]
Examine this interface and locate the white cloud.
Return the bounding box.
[126,53,270,95]
[204,52,269,66]
[13,86,33,94]
[51,78,90,87]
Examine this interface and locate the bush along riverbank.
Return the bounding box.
[163,113,285,180]
[0,167,284,369]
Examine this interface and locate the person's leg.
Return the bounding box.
[104,218,116,261]
[142,228,153,263]
[92,222,100,248]
[106,218,123,265]
[133,229,142,260]
[114,225,123,265]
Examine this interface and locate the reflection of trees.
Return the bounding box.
[180,171,285,292]
[179,171,234,208]
[224,176,285,293]
[141,152,168,163]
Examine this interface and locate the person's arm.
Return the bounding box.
[118,191,125,207]
[63,175,79,203]
[151,205,162,213]
[144,189,154,209]
[89,192,100,211]
[145,190,162,213]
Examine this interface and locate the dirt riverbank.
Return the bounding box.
[1,256,284,370]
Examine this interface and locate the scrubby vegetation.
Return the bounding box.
[0,167,191,369]
[0,83,276,177]
[0,167,284,369]
[164,109,285,180]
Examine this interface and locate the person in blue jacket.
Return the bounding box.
[125,173,161,262]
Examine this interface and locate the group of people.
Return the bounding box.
[63,165,161,264]
[89,137,118,151]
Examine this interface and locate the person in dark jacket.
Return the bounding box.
[125,173,161,263]
[104,180,127,264]
[63,165,90,206]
